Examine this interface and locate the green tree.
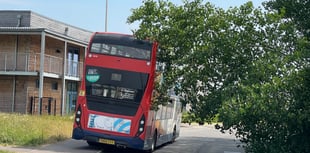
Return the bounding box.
[217,2,309,152]
[253,0,310,152]
[128,0,227,116]
[128,1,309,152]
[264,0,310,39]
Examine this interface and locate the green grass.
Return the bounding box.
[0,113,73,146]
[181,112,221,125]
[0,150,14,153]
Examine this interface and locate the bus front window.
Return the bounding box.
[90,43,151,60]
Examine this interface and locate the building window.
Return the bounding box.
[67,47,80,77]
[52,82,58,90]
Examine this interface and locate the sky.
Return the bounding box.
[0,0,266,34]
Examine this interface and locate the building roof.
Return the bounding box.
[0,10,93,45]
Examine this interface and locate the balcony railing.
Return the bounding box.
[0,52,37,72]
[44,54,63,75]
[0,52,83,79]
[66,60,83,78]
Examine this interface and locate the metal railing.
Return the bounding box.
[44,54,63,75]
[0,52,83,79]
[65,60,83,78]
[0,52,38,72]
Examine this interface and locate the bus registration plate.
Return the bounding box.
[99,138,115,145]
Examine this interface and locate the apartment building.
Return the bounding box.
[0,10,93,115]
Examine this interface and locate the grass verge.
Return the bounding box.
[0,113,73,146]
[0,150,14,153]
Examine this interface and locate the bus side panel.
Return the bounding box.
[144,99,182,150]
[143,110,156,150]
[175,100,182,138]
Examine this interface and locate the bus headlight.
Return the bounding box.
[75,105,82,127]
[136,115,145,136]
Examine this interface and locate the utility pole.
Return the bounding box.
[105,0,108,32]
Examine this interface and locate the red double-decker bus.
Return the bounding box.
[72,32,182,152]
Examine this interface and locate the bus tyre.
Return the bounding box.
[171,126,177,143]
[149,131,157,152]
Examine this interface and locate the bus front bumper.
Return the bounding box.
[72,127,145,150]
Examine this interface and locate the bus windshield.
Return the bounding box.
[85,66,149,116]
[90,34,152,60]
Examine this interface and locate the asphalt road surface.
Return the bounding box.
[0,125,244,153]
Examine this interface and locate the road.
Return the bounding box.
[155,125,244,153]
[0,125,244,153]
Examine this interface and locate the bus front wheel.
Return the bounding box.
[149,131,157,152]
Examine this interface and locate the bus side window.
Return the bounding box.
[161,106,167,119]
[167,99,174,119]
[156,105,162,120]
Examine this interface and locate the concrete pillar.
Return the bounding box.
[38,31,45,115]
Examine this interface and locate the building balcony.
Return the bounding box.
[0,52,83,80]
[0,52,38,75]
[65,59,84,81]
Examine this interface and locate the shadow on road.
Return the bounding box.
[162,137,243,153]
[97,145,145,153]
[0,126,244,153]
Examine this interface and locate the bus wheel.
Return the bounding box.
[171,126,177,143]
[149,131,157,152]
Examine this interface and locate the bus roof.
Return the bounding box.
[91,32,153,51]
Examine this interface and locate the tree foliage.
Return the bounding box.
[128,0,309,152]
[264,0,310,39]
